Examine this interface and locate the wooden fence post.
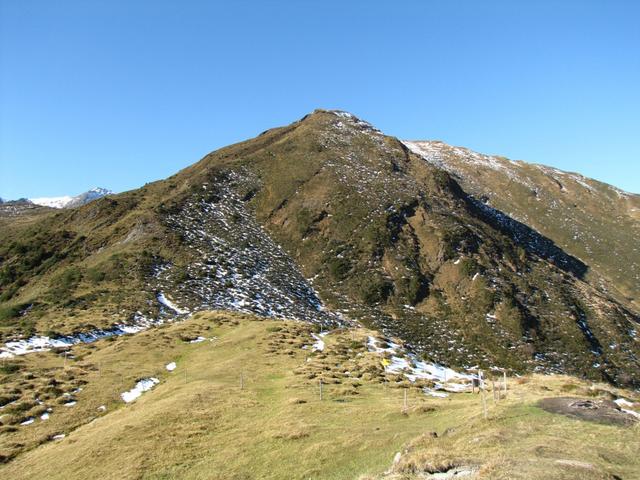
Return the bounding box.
[503,371,507,396]
[319,379,323,401]
[479,370,487,419]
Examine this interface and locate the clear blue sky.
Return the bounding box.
[1,0,639,199]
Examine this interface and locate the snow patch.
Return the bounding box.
[0,313,160,358]
[367,336,475,394]
[311,332,327,351]
[121,378,160,403]
[166,362,177,371]
[157,292,189,315]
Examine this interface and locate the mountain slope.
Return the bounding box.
[0,110,638,387]
[403,141,640,311]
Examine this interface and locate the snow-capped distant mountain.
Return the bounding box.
[30,195,74,208]
[30,187,113,209]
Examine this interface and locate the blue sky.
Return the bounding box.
[1,0,639,198]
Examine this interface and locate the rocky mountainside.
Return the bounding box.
[30,187,113,209]
[0,199,52,219]
[404,141,640,312]
[0,110,638,387]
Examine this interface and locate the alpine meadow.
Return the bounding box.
[1,2,639,479]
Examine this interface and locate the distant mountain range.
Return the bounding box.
[28,187,113,208]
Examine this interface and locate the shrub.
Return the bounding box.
[458,258,478,276]
[48,267,82,300]
[396,275,427,305]
[0,304,27,324]
[327,256,350,280]
[359,277,393,305]
[86,268,106,283]
[0,363,22,375]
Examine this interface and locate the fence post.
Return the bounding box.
[503,371,507,396]
[482,387,487,419]
[319,379,323,401]
[240,371,244,390]
[479,370,487,419]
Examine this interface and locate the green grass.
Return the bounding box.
[1,312,639,479]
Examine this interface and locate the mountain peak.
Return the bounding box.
[88,186,112,195]
[29,187,113,209]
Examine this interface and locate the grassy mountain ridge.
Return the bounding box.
[404,140,640,311]
[0,110,638,387]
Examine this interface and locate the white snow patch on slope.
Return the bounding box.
[0,314,159,357]
[157,293,189,315]
[166,362,177,371]
[121,378,160,403]
[311,332,327,351]
[403,140,531,188]
[367,336,475,395]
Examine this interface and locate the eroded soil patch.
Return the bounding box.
[538,397,638,426]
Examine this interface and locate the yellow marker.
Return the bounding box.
[381,358,390,367]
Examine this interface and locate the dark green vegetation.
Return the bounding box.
[1,110,638,387]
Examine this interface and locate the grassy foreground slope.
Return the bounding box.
[1,312,639,479]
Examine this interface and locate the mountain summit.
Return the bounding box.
[0,110,638,388]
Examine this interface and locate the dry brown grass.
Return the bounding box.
[1,315,639,479]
